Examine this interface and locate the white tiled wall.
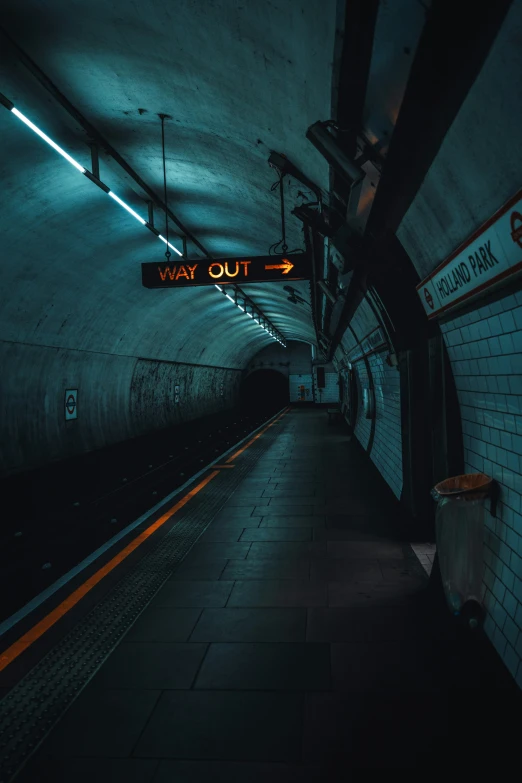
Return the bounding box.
[440,290,522,688]
[353,359,372,450]
[343,299,403,499]
[289,374,313,403]
[316,372,339,404]
[349,296,380,342]
[367,351,403,499]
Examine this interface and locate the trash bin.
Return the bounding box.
[431,473,494,628]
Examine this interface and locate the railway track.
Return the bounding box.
[0,405,280,623]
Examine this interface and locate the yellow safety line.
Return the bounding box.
[0,407,289,672]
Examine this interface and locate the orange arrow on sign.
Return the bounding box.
[264,259,294,274]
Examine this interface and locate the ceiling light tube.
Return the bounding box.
[225,294,234,302]
[215,284,223,291]
[11,107,86,173]
[158,234,183,257]
[4,97,186,258]
[238,304,245,311]
[108,191,147,225]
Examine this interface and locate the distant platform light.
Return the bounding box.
[213,285,286,345]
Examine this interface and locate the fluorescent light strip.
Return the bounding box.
[108,191,146,225]
[11,107,86,173]
[8,101,286,343]
[158,235,184,258]
[215,285,284,344]
[8,103,183,257]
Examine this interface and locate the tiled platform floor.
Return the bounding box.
[411,542,436,576]
[18,410,521,779]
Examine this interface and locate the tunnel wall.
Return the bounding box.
[246,340,312,376]
[396,2,522,686]
[340,298,403,499]
[313,366,339,404]
[0,341,241,477]
[353,361,371,450]
[366,351,403,500]
[246,340,313,403]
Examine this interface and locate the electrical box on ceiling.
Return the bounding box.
[306,122,365,187]
[292,205,330,237]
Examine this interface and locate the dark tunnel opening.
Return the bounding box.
[239,369,290,415]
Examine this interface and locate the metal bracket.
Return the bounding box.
[89,143,99,180]
[347,177,364,218]
[317,280,337,304]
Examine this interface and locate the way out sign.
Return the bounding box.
[417,189,522,319]
[65,389,78,420]
[142,254,311,288]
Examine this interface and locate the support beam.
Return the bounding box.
[364,0,513,244]
[331,0,379,207]
[304,223,323,347]
[316,0,378,359]
[89,143,99,180]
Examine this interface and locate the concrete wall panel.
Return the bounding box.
[246,341,312,377]
[129,359,241,431]
[0,341,241,476]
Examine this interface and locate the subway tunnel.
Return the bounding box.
[0,0,522,778]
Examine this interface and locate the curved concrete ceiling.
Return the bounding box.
[0,0,337,368]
